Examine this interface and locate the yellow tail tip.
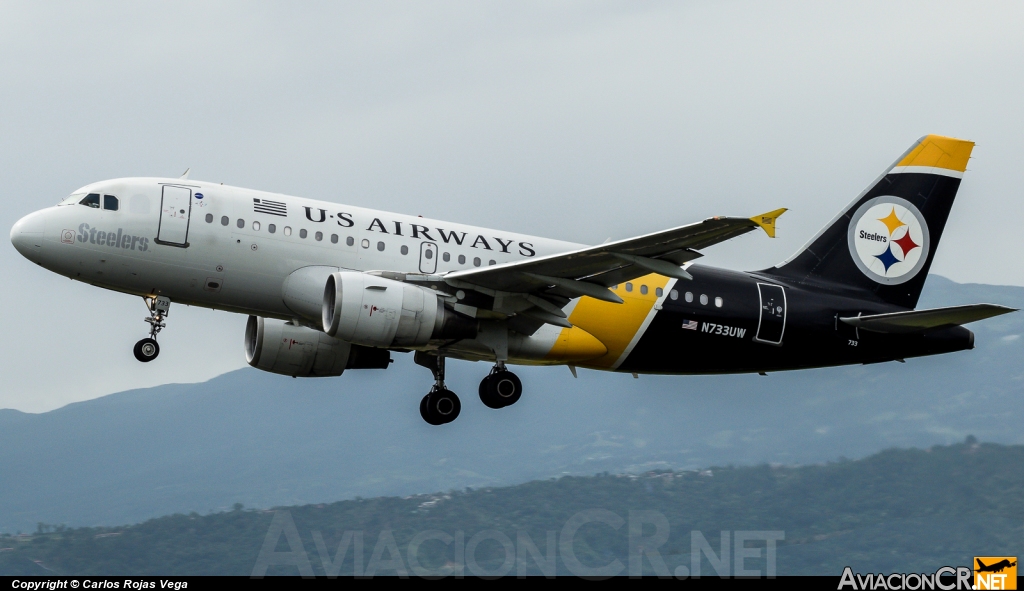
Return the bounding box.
[750,208,787,238]
[896,135,975,173]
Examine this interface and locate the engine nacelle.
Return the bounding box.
[245,316,390,377]
[322,272,476,347]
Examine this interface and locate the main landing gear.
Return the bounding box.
[413,354,524,425]
[415,352,461,426]
[479,363,522,409]
[134,296,170,363]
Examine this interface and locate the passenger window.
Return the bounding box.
[443,252,451,262]
[331,234,338,244]
[80,194,100,208]
[221,216,229,226]
[315,231,323,241]
[625,283,633,292]
[640,285,648,295]
[236,219,244,229]
[284,226,292,236]
[299,229,307,239]
[401,245,409,255]
[489,259,495,265]
[205,214,213,223]
[473,257,481,267]
[377,241,385,251]
[252,221,260,231]
[425,249,433,259]
[715,297,723,308]
[268,224,276,234]
[670,289,678,300]
[361,239,370,249]
[103,195,119,211]
[685,292,693,303]
[346,236,354,246]
[700,294,709,305]
[656,287,663,297]
[458,254,466,265]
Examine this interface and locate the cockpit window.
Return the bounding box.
[79,193,101,208]
[58,193,85,206]
[103,195,119,211]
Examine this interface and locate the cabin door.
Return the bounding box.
[754,283,787,345]
[156,185,192,247]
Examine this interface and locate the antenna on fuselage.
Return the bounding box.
[179,168,191,179]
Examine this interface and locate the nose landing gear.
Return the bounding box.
[414,352,461,425]
[479,363,523,409]
[134,296,170,363]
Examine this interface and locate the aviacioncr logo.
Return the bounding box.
[847,196,930,285]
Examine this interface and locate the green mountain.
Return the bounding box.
[1,440,1019,576]
[0,275,1021,536]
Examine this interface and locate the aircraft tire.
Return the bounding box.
[420,388,460,425]
[479,370,522,409]
[133,338,160,363]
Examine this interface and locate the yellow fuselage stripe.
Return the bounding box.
[550,273,670,369]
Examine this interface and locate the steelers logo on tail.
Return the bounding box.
[847,196,930,285]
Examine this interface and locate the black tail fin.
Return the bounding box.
[766,135,974,309]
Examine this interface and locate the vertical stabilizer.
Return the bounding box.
[766,135,974,309]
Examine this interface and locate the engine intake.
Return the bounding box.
[322,272,476,347]
[245,316,390,377]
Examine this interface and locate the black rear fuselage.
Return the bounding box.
[617,264,973,374]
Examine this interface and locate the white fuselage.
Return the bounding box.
[14,177,582,319]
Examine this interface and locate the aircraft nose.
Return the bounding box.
[10,210,47,260]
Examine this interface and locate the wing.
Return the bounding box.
[443,209,786,305]
[840,304,1016,334]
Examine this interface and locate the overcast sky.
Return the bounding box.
[3,1,1023,412]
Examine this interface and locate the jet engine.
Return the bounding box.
[245,315,390,377]
[322,271,476,348]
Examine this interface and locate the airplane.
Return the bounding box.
[10,134,1016,425]
[976,558,1016,573]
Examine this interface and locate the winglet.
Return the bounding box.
[180,168,191,179]
[750,208,787,238]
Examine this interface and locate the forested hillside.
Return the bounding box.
[2,276,1022,535]
[2,439,1020,576]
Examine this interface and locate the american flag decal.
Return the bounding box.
[253,198,287,217]
[681,319,698,330]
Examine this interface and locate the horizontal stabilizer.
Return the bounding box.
[840,304,1016,334]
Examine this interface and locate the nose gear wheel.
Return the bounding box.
[133,338,160,362]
